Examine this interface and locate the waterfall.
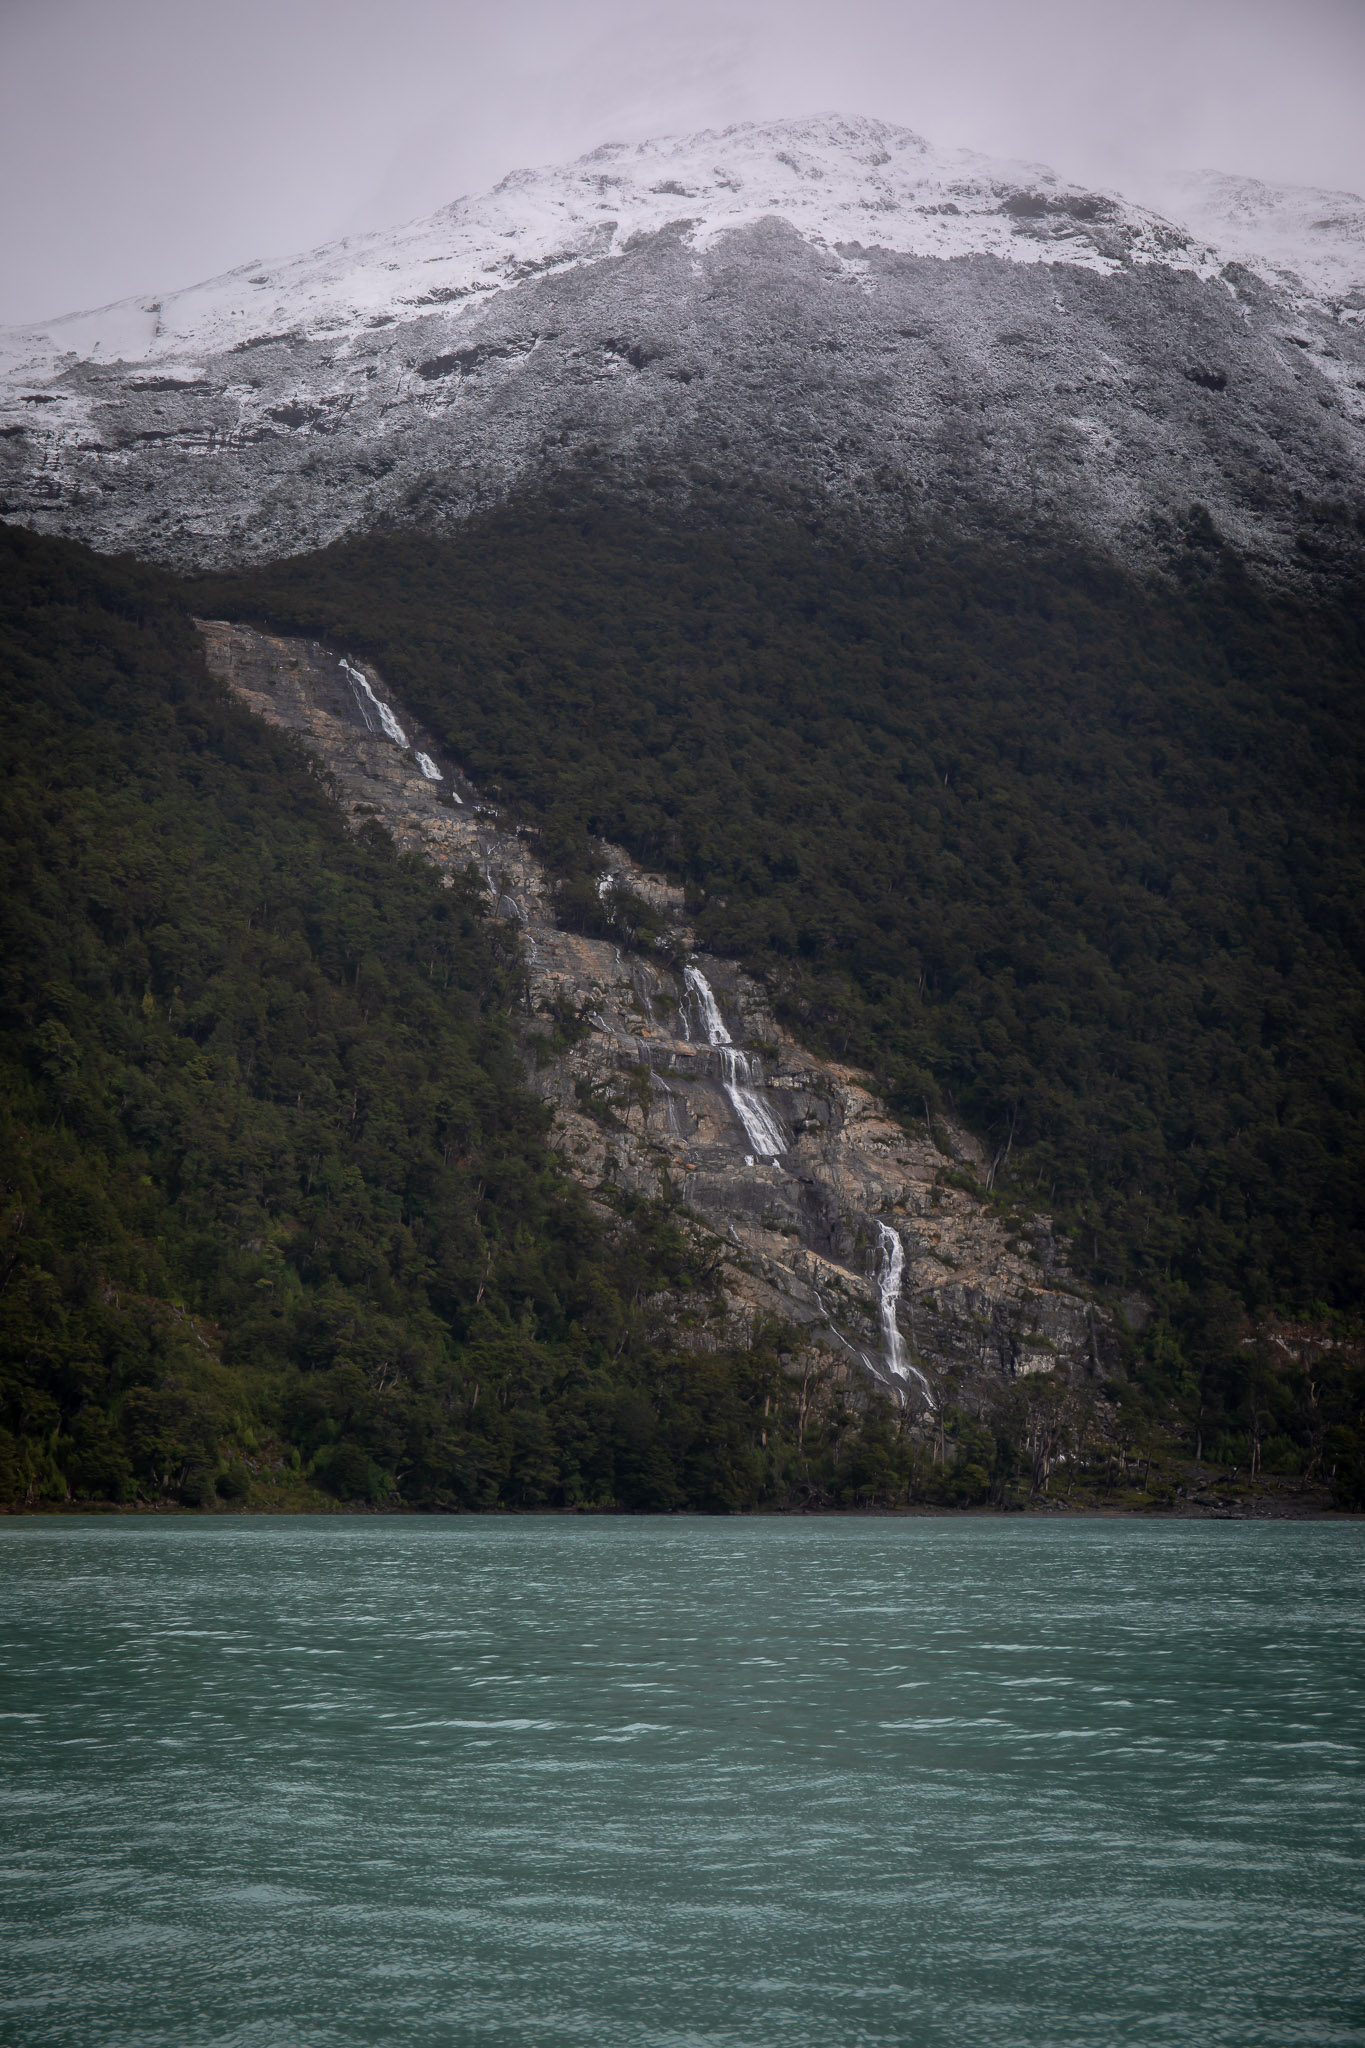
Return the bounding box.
[875,1221,908,1375]
[339,659,408,747]
[716,1048,788,1158]
[337,663,454,792]
[685,965,730,1048]
[684,965,786,1158]
[874,1220,935,1408]
[657,1083,689,1141]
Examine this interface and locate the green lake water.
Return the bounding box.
[0,1517,1361,2046]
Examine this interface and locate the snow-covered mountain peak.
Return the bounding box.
[470,112,1147,267]
[0,114,1215,381]
[2,114,1361,579]
[5,115,1362,390]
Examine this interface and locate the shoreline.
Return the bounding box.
[5,1496,1358,1523]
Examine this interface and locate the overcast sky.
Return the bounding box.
[2,0,1362,325]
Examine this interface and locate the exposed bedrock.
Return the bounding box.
[197,618,1120,1421]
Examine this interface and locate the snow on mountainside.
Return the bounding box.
[1,115,1362,573]
[0,117,1222,377]
[4,116,1360,381]
[1161,169,1365,313]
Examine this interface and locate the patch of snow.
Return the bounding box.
[1156,169,1365,313]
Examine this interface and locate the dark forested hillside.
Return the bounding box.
[4,509,1363,1514]
[194,503,1365,1337]
[0,527,854,1514]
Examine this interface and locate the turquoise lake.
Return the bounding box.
[1,1517,1361,2046]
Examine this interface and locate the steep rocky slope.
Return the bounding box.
[3,117,1362,577]
[198,617,1118,1421]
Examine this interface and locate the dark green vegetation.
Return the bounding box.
[1,526,948,1515]
[196,508,1365,1304]
[191,501,1365,1503]
[3,504,1362,1513]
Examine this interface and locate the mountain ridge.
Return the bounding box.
[4,115,1362,370]
[2,114,1362,577]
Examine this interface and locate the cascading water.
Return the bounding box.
[716,1048,788,1157]
[337,661,460,797]
[684,966,728,1047]
[657,1082,690,1141]
[683,965,787,1158]
[339,659,408,747]
[874,1220,935,1408]
[875,1221,908,1375]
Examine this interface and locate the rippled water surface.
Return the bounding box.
[1,1518,1361,2046]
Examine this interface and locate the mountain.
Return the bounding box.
[1,115,1362,575]
[2,120,1363,1515]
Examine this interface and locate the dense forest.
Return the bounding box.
[196,503,1364,1325]
[0,526,919,1514]
[2,508,1362,1512]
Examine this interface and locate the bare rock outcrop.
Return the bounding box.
[198,619,1117,1417]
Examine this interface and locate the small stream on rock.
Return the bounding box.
[684,965,788,1159]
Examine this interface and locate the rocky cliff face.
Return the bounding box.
[5,117,1362,579]
[197,617,1117,1419]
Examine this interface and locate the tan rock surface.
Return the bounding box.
[199,619,1113,1418]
